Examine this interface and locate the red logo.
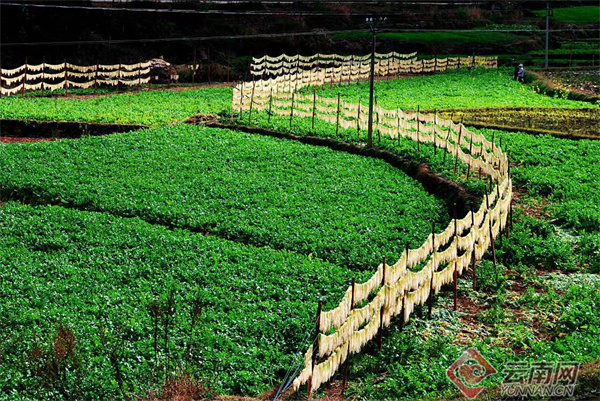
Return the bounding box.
[446,348,497,399]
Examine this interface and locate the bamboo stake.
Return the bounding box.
[22,57,27,98]
[289,90,295,129]
[307,300,323,400]
[248,81,255,123]
[341,277,356,394]
[453,204,458,311]
[335,92,341,135]
[357,98,361,141]
[416,105,420,152]
[267,89,273,124]
[428,221,435,320]
[41,57,45,97]
[311,87,316,129]
[378,256,386,351]
[64,59,68,96]
[471,203,477,290]
[453,116,463,175]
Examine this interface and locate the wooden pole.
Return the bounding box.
[433,109,437,156]
[248,82,255,123]
[41,57,45,97]
[342,277,356,393]
[335,92,341,135]
[307,300,323,400]
[239,83,243,117]
[22,57,28,98]
[311,86,316,129]
[375,96,380,144]
[64,59,68,96]
[467,133,473,179]
[443,125,451,164]
[289,90,295,129]
[378,256,386,351]
[491,131,495,152]
[94,61,98,94]
[471,203,477,290]
[267,89,273,124]
[397,108,401,146]
[428,221,435,320]
[485,185,498,281]
[453,204,458,311]
[138,63,142,90]
[416,105,420,152]
[357,99,361,141]
[454,116,463,175]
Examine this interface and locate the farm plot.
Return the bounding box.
[317,69,596,110]
[0,124,449,270]
[340,129,600,399]
[0,202,366,398]
[234,106,600,397]
[0,86,232,126]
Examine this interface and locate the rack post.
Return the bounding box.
[267,89,273,124]
[427,221,435,320]
[471,203,477,290]
[416,105,420,152]
[41,57,45,97]
[485,185,498,281]
[454,116,463,175]
[341,277,356,394]
[64,59,68,96]
[378,256,386,351]
[307,300,323,400]
[248,81,255,124]
[311,87,316,129]
[22,57,28,98]
[453,204,458,311]
[357,99,361,141]
[289,90,295,129]
[335,92,341,135]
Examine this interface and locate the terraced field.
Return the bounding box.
[0,124,449,398]
[1,67,599,400]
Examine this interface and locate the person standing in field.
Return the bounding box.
[517,64,525,82]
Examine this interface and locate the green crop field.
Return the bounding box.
[235,104,600,398]
[0,125,448,269]
[534,6,600,25]
[0,87,232,126]
[0,202,363,398]
[334,31,526,46]
[2,64,600,400]
[317,69,597,110]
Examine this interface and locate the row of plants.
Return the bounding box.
[0,201,370,399]
[0,87,232,126]
[0,124,449,270]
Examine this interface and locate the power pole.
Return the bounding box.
[545,1,550,68]
[366,17,386,148]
